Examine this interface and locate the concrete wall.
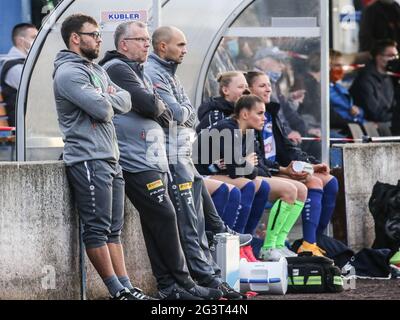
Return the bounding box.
[1,143,398,298]
[339,143,400,251]
[0,161,156,300]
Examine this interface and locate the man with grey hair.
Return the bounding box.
[53,14,149,300]
[146,26,246,300]
[99,21,223,300]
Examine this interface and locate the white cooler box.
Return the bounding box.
[240,258,288,295]
[211,233,240,291]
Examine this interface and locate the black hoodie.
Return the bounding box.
[349,61,394,123]
[196,96,235,133]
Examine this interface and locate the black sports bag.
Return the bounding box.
[286,253,344,293]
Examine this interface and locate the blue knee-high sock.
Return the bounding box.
[302,189,323,244]
[211,183,230,217]
[244,180,270,235]
[317,177,339,235]
[233,182,256,233]
[221,187,241,228]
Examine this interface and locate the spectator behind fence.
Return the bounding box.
[253,47,322,160]
[359,0,400,52]
[253,47,305,145]
[350,39,398,124]
[0,23,37,127]
[329,50,365,137]
[146,26,245,300]
[294,51,322,131]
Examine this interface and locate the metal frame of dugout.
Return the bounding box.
[15,0,329,164]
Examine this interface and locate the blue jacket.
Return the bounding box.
[330,82,365,129]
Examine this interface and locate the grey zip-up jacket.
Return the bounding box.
[53,50,131,165]
[146,53,196,160]
[99,50,170,173]
[146,52,196,127]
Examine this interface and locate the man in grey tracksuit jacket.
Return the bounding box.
[97,21,223,300]
[146,26,245,299]
[53,14,151,300]
[54,51,128,165]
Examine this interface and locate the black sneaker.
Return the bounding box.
[130,287,158,300]
[188,284,223,300]
[216,282,246,300]
[225,226,253,247]
[110,288,137,300]
[158,284,203,300]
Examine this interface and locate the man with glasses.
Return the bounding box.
[350,39,398,124]
[53,14,153,300]
[99,21,223,300]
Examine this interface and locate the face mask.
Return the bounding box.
[330,67,345,83]
[226,39,239,59]
[266,71,282,83]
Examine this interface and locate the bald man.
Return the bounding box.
[146,26,245,300]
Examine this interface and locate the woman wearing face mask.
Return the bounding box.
[329,50,365,137]
[246,71,339,257]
